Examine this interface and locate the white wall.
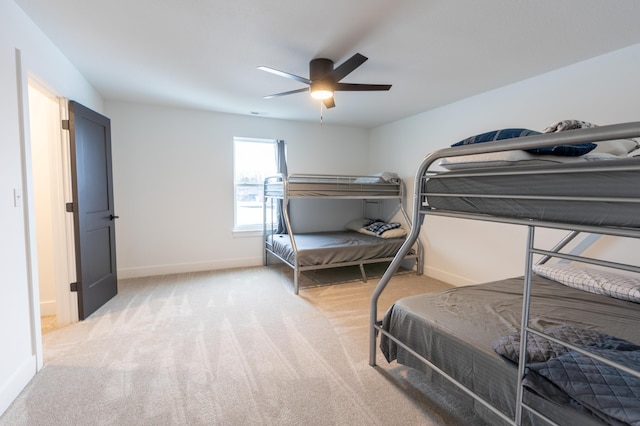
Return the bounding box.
[0,0,104,416]
[105,101,369,278]
[370,43,640,285]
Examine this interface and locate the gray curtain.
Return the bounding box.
[275,140,288,234]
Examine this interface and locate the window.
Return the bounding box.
[233,137,280,231]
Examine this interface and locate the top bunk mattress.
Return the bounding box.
[265,173,403,199]
[423,157,640,228]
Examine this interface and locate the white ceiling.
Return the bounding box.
[15,0,640,128]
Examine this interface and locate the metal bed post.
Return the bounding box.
[263,178,270,267]
[278,175,302,294]
[263,174,284,267]
[514,225,536,425]
[369,154,436,366]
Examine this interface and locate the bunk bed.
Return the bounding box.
[263,173,423,294]
[369,121,640,425]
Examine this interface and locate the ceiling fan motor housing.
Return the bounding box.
[310,58,335,81]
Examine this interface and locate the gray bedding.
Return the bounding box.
[380,275,640,425]
[268,231,405,267]
[424,157,640,228]
[287,181,401,198]
[265,174,403,199]
[494,324,640,425]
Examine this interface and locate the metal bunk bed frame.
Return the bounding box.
[369,122,640,425]
[263,173,423,295]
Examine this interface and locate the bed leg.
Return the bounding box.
[359,264,367,283]
[294,270,299,295]
[369,323,377,366]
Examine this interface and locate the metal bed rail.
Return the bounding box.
[369,121,640,425]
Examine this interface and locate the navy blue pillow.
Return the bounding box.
[452,128,597,157]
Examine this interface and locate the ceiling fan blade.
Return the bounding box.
[334,82,392,91]
[257,66,311,85]
[322,97,335,109]
[264,87,309,99]
[330,53,368,82]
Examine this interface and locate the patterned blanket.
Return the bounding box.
[543,119,599,133]
[493,324,640,425]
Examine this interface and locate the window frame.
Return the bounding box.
[232,136,279,233]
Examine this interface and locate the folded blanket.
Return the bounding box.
[532,349,640,425]
[493,324,640,425]
[364,219,401,236]
[376,171,401,184]
[353,171,401,184]
[493,324,640,363]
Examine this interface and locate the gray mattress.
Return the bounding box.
[268,231,405,267]
[287,182,401,198]
[265,174,403,199]
[380,275,640,425]
[424,157,640,228]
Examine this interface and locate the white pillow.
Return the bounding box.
[533,263,640,303]
[345,218,370,231]
[591,139,639,156]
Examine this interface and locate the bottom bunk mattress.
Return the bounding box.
[424,157,640,228]
[380,275,640,425]
[268,231,406,267]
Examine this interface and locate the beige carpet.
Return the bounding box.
[300,262,412,285]
[1,266,486,426]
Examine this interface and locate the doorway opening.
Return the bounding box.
[27,78,78,335]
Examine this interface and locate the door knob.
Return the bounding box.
[109,214,120,220]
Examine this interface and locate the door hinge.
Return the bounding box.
[70,282,78,292]
[61,119,70,130]
[66,202,75,212]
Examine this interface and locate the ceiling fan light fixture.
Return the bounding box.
[310,81,334,100]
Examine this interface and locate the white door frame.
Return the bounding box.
[16,48,78,370]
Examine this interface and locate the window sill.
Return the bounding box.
[232,229,263,238]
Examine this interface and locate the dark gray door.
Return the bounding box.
[68,101,118,320]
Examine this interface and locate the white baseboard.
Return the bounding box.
[423,265,478,287]
[0,355,36,416]
[39,300,56,317]
[117,257,264,279]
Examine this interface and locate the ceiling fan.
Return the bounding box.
[258,53,391,109]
